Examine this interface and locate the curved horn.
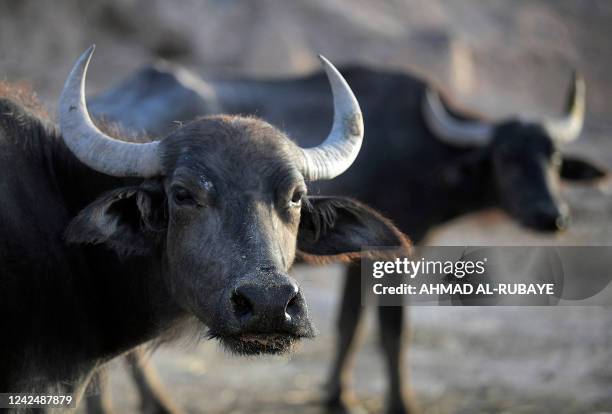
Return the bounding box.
[543,71,586,144]
[422,87,493,147]
[299,56,364,181]
[59,46,162,177]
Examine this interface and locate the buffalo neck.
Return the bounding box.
[45,130,185,361]
[0,103,184,391]
[437,156,497,226]
[410,148,497,243]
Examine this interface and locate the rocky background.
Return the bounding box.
[1,1,612,413]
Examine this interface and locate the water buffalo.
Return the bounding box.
[92,62,607,413]
[0,47,411,411]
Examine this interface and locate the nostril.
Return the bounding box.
[287,294,297,308]
[285,291,300,320]
[231,290,253,319]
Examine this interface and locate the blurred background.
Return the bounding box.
[1,1,612,413]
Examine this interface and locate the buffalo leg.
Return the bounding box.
[85,370,113,414]
[326,263,365,412]
[124,348,182,414]
[377,306,413,414]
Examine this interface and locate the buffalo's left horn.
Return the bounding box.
[59,46,162,177]
[543,71,586,144]
[299,56,364,181]
[422,87,493,147]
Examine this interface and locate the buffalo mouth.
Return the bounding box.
[210,332,310,356]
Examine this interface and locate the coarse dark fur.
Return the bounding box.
[0,84,410,411]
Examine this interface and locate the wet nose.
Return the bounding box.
[231,275,304,329]
[531,203,569,231]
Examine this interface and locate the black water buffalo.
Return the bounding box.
[93,62,607,414]
[0,47,411,411]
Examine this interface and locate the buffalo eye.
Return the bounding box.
[172,186,197,207]
[289,188,305,208]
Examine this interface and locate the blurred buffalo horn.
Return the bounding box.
[543,71,586,144]
[422,87,493,147]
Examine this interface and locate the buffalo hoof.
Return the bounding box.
[386,406,410,414]
[385,399,417,414]
[325,391,367,414]
[84,393,114,414]
[139,398,184,414]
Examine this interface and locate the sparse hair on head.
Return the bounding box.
[0,80,47,118]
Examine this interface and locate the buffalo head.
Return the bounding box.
[62,47,409,355]
[423,72,606,232]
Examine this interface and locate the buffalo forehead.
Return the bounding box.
[162,117,301,190]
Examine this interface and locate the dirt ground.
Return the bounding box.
[2,1,612,413]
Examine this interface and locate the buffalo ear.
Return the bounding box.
[297,196,411,264]
[65,181,166,256]
[561,156,607,182]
